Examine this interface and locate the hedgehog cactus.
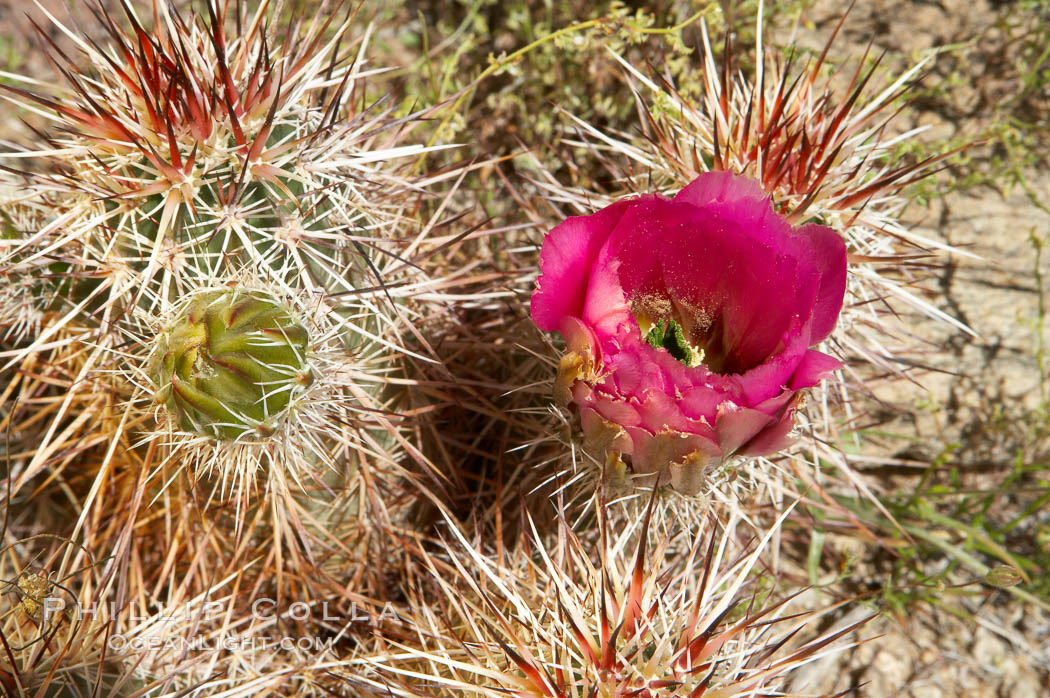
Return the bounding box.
[509,6,974,511]
[0,187,63,345]
[0,0,447,339]
[0,2,930,695]
[369,504,867,697]
[152,289,313,440]
[0,1,471,688]
[0,0,458,495]
[0,535,149,698]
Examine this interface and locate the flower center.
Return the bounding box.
[632,294,733,373]
[644,318,703,367]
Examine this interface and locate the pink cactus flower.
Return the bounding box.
[531,172,847,493]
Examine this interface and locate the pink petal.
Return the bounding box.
[559,316,600,362]
[531,198,634,331]
[792,223,847,342]
[737,396,803,456]
[732,335,808,405]
[789,349,842,390]
[679,384,725,423]
[636,389,694,433]
[673,170,768,209]
[715,402,775,457]
[674,171,846,354]
[577,383,642,428]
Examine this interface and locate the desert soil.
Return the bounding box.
[789,1,1050,696]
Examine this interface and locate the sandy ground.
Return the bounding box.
[791,1,1050,695]
[787,171,1050,697]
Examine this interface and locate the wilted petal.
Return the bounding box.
[628,428,719,477]
[669,451,714,495]
[580,407,631,455]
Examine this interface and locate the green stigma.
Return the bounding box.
[645,318,702,367]
[152,289,312,440]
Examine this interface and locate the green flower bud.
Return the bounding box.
[152,290,312,440]
[984,565,1023,588]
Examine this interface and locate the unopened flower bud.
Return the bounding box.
[984,565,1023,588]
[152,290,311,440]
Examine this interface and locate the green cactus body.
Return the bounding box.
[153,290,313,440]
